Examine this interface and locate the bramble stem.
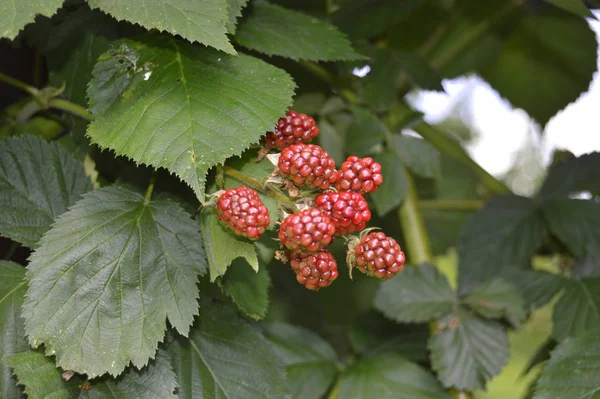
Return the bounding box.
[49,99,93,121]
[5,242,19,260]
[0,72,39,96]
[144,171,158,203]
[222,166,298,211]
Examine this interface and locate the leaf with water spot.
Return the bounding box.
[87,36,295,202]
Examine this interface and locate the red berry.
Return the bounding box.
[335,156,383,194]
[314,191,371,235]
[278,208,336,253]
[278,144,337,190]
[290,251,339,291]
[266,110,319,149]
[351,232,405,279]
[216,186,270,240]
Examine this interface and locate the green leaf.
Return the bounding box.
[429,309,509,390]
[462,277,526,327]
[200,209,259,281]
[22,186,206,377]
[391,134,441,178]
[87,0,235,53]
[345,107,385,157]
[8,349,177,399]
[0,0,63,39]
[544,0,595,18]
[0,136,93,248]
[361,48,443,110]
[224,149,280,229]
[458,195,544,294]
[226,0,250,34]
[332,0,426,39]
[538,152,600,199]
[235,0,364,61]
[0,261,27,399]
[348,311,430,362]
[220,259,271,320]
[481,6,598,126]
[501,268,567,310]
[262,322,338,399]
[318,120,345,165]
[371,149,408,217]
[339,354,451,399]
[533,330,600,399]
[552,278,600,340]
[544,200,600,268]
[168,301,290,399]
[375,264,456,323]
[87,36,295,202]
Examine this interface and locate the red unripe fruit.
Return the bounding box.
[216,186,270,240]
[278,144,337,190]
[314,191,371,235]
[265,110,319,149]
[290,251,338,291]
[279,208,336,253]
[335,156,383,194]
[351,232,405,279]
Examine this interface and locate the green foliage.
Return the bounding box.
[0,136,93,248]
[235,0,365,61]
[8,349,177,399]
[87,36,295,202]
[168,302,290,398]
[0,0,63,39]
[533,330,600,399]
[552,279,600,340]
[0,261,27,399]
[87,0,236,53]
[262,322,338,399]
[338,354,451,399]
[458,195,544,294]
[375,264,456,323]
[429,310,510,390]
[201,209,259,280]
[0,0,599,396]
[220,259,271,320]
[463,277,526,327]
[22,186,206,377]
[480,6,597,126]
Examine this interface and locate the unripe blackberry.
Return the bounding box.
[335,156,383,194]
[278,208,336,253]
[216,186,270,240]
[314,191,371,235]
[278,144,337,190]
[266,110,319,149]
[290,251,338,291]
[349,232,405,279]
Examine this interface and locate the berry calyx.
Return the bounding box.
[290,251,339,291]
[314,191,371,235]
[279,208,336,253]
[335,156,383,194]
[278,144,337,190]
[216,186,270,240]
[266,110,319,149]
[349,232,405,279]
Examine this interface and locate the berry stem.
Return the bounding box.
[398,168,433,264]
[144,171,158,204]
[222,166,298,211]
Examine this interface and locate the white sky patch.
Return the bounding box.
[143,71,152,81]
[352,65,371,78]
[410,11,600,180]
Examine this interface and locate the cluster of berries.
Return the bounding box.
[216,110,405,291]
